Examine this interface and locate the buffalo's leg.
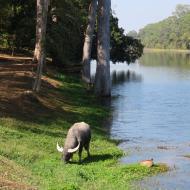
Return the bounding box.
[84,143,90,158]
[69,154,73,162]
[78,146,83,162]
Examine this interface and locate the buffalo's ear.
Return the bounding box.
[57,142,64,153]
[68,142,80,153]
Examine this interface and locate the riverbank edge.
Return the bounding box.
[144,48,190,53]
[0,58,169,189]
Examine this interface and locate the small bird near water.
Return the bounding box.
[139,158,154,167]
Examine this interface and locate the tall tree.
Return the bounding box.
[82,0,97,84]
[33,0,49,92]
[94,0,111,96]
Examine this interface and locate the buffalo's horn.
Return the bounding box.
[68,142,80,153]
[57,142,64,153]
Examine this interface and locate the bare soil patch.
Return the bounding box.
[0,54,63,122]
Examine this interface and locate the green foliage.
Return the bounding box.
[92,15,144,64]
[0,0,86,63]
[0,0,36,50]
[139,4,190,50]
[110,16,144,63]
[46,0,88,66]
[0,1,143,66]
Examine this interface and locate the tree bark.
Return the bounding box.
[33,0,49,92]
[82,0,97,84]
[94,0,111,96]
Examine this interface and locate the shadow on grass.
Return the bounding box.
[68,154,115,165]
[83,154,115,163]
[0,61,113,140]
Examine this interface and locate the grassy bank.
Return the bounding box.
[144,48,190,53]
[0,60,168,189]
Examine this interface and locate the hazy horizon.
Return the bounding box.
[112,0,190,33]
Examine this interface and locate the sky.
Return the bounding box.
[112,0,190,33]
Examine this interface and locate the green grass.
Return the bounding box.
[0,74,168,190]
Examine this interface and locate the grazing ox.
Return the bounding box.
[57,122,91,163]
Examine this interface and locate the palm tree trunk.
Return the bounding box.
[82,0,97,84]
[94,0,111,96]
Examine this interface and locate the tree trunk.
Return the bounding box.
[94,0,111,96]
[82,0,97,84]
[33,0,49,92]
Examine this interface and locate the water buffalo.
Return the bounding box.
[57,122,91,163]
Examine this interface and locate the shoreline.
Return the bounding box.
[144,48,190,53]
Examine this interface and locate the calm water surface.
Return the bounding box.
[98,52,190,190]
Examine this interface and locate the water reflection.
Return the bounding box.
[140,51,190,68]
[91,61,142,86]
[112,70,142,85]
[94,69,142,107]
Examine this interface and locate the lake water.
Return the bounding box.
[93,52,190,190]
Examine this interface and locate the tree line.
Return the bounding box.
[137,4,190,50]
[0,0,144,96]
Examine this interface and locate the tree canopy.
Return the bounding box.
[91,15,144,64]
[0,0,144,66]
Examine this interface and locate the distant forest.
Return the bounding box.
[129,4,190,50]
